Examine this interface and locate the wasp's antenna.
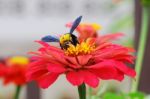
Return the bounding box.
[42,35,59,42]
[70,16,82,34]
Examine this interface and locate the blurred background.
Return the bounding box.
[0,0,149,99]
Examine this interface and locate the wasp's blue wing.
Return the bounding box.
[70,16,82,34]
[41,35,59,42]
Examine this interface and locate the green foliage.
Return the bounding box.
[129,92,145,99]
[141,0,150,7]
[103,92,126,99]
[102,92,145,99]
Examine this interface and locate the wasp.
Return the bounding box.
[41,16,82,50]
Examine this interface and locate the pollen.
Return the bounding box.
[8,56,29,66]
[80,23,102,31]
[64,38,96,56]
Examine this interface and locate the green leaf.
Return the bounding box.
[103,92,125,99]
[141,0,150,7]
[128,92,145,99]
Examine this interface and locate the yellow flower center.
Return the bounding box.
[91,23,102,30]
[80,23,102,31]
[8,56,29,66]
[64,38,96,56]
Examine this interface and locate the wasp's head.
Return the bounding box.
[59,33,72,44]
[60,33,78,50]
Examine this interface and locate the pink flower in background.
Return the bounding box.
[66,22,123,45]
[66,23,101,41]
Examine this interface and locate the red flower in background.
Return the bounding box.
[66,23,101,41]
[26,36,136,88]
[0,61,5,77]
[0,56,30,85]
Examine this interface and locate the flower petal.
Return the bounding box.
[115,61,136,78]
[37,73,59,89]
[26,60,48,81]
[26,68,48,81]
[65,56,79,65]
[113,70,124,81]
[96,33,123,44]
[89,61,119,80]
[80,70,99,88]
[0,64,6,76]
[64,56,81,68]
[36,40,63,53]
[78,55,92,65]
[66,71,83,86]
[88,60,114,69]
[47,63,66,73]
[46,50,69,65]
[35,40,49,47]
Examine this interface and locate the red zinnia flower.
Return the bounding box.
[26,16,136,89]
[26,37,135,88]
[0,56,30,85]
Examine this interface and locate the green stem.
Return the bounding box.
[14,86,21,99]
[131,7,150,92]
[78,83,86,99]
